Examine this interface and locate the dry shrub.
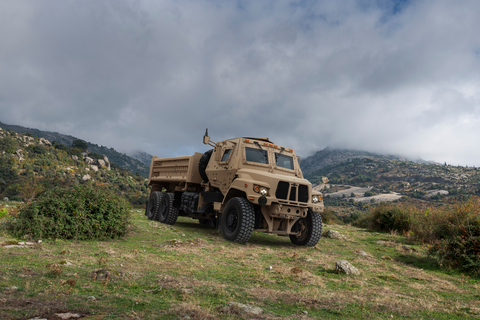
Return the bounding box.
[355,198,480,274]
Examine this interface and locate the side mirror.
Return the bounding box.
[203,135,210,145]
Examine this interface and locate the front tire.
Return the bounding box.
[145,191,163,220]
[157,193,179,225]
[289,209,323,247]
[221,197,255,243]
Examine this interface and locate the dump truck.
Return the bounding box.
[145,131,327,246]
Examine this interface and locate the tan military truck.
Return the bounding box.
[145,131,327,246]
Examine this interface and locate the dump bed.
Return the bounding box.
[148,152,204,185]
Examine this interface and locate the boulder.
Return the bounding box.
[103,155,111,170]
[335,260,360,275]
[15,149,24,161]
[221,302,263,315]
[39,138,51,146]
[90,165,99,172]
[84,157,94,165]
[3,197,8,201]
[324,230,347,240]
[97,159,105,168]
[82,174,91,181]
[71,155,79,161]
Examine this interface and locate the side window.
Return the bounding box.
[221,149,232,162]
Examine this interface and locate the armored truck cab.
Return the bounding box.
[146,132,326,246]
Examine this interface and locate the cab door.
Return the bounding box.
[206,140,238,194]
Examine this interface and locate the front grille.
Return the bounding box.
[275,181,309,203]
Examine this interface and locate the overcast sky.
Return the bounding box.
[1,0,480,165]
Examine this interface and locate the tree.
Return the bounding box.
[71,139,88,152]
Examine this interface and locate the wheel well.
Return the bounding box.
[223,189,247,206]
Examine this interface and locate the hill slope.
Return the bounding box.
[0,127,148,205]
[0,121,149,177]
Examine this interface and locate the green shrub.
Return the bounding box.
[0,208,9,219]
[427,199,480,275]
[6,184,131,240]
[0,137,18,153]
[320,208,343,225]
[354,203,410,232]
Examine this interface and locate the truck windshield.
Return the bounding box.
[275,153,294,170]
[245,147,268,164]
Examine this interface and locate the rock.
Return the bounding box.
[27,318,47,320]
[3,197,8,201]
[90,165,99,172]
[15,149,24,161]
[39,138,51,146]
[71,155,78,161]
[82,174,91,181]
[97,159,106,168]
[54,312,80,319]
[353,250,369,257]
[87,296,96,300]
[222,302,263,315]
[4,286,19,291]
[402,245,417,253]
[103,155,111,170]
[324,230,347,240]
[84,157,94,165]
[266,266,273,270]
[335,260,360,275]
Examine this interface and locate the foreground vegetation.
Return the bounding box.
[1,203,479,319]
[354,198,480,275]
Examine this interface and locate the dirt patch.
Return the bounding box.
[0,296,87,320]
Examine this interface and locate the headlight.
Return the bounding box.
[254,185,269,195]
[312,196,319,203]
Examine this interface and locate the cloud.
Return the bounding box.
[1,0,480,165]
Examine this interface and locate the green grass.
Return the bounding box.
[0,210,479,319]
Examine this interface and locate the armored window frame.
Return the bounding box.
[245,147,269,164]
[275,153,294,170]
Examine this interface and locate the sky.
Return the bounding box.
[1,0,480,166]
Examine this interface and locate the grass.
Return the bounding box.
[1,209,479,319]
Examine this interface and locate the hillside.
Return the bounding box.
[0,127,148,205]
[303,149,480,207]
[0,121,150,177]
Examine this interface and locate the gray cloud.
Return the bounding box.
[1,0,480,166]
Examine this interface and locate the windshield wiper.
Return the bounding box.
[254,141,268,162]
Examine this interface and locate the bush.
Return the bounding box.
[427,199,480,275]
[6,184,131,240]
[320,208,343,225]
[354,203,410,232]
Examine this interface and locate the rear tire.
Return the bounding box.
[221,197,255,243]
[198,149,213,182]
[157,193,179,225]
[145,191,163,220]
[289,209,322,247]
